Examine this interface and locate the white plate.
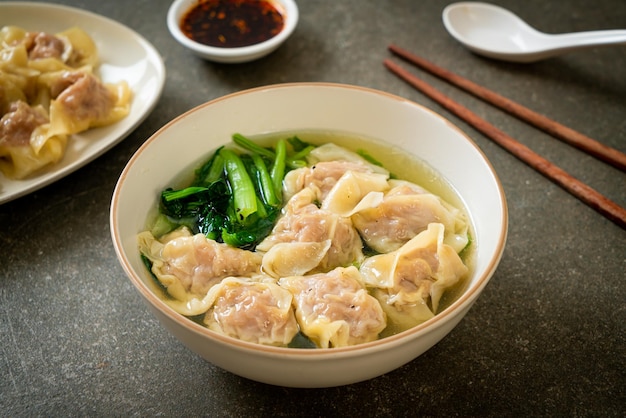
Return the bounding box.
[0,2,166,204]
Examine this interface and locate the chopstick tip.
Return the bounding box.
[382,58,395,70]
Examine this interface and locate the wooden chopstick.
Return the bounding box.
[383,57,626,229]
[388,44,626,173]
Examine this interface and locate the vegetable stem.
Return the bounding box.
[251,153,280,207]
[194,147,224,186]
[162,186,208,202]
[232,133,275,159]
[220,148,258,222]
[270,138,286,200]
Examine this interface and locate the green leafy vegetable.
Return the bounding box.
[155,133,317,250]
[270,138,286,200]
[287,136,311,152]
[288,331,317,349]
[286,136,314,168]
[251,153,281,207]
[232,133,274,159]
[357,149,383,167]
[220,148,258,221]
[193,148,224,186]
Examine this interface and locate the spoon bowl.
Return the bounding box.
[443,2,626,63]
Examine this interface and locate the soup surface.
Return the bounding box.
[139,131,474,348]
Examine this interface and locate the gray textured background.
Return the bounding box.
[1,0,625,416]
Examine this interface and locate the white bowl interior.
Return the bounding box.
[111,83,508,387]
[167,0,299,63]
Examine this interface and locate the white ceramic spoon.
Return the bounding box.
[442,2,626,63]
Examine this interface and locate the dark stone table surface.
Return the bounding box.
[2,0,624,416]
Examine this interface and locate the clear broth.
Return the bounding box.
[145,130,476,342]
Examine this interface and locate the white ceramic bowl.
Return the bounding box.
[110,83,508,388]
[167,0,298,63]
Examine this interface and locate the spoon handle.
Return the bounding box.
[548,29,626,48]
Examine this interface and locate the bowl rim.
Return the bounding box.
[166,0,299,59]
[110,82,508,358]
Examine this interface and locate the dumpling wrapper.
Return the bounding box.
[283,143,389,203]
[138,228,263,316]
[43,70,131,137]
[0,101,67,179]
[204,277,299,347]
[279,266,386,348]
[261,240,331,278]
[359,223,468,331]
[306,143,389,176]
[321,170,389,217]
[352,180,469,254]
[258,188,364,278]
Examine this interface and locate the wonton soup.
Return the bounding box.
[138,131,474,348]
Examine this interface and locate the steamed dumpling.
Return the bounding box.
[204,277,299,347]
[0,26,97,68]
[258,187,364,278]
[41,70,131,136]
[279,266,386,348]
[359,223,468,331]
[0,100,67,178]
[0,25,131,179]
[23,31,71,62]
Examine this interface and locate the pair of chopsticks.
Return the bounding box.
[384,44,626,230]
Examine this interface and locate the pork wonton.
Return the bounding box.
[359,223,468,331]
[279,266,387,348]
[258,187,364,278]
[0,25,131,179]
[352,180,469,253]
[204,277,299,346]
[138,227,263,315]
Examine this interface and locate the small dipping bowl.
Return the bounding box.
[167,0,298,63]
